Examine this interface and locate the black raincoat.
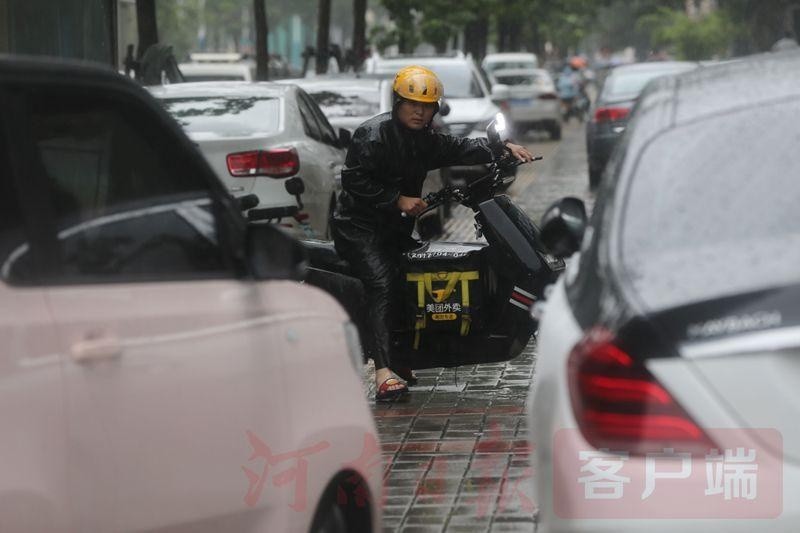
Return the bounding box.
[331,111,494,371]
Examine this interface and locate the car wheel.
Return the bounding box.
[310,498,348,533]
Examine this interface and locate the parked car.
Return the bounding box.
[277,77,393,132]
[586,61,698,188]
[279,76,450,238]
[489,67,561,140]
[482,52,539,74]
[530,52,800,533]
[366,53,509,183]
[178,52,293,82]
[150,82,348,239]
[0,56,380,533]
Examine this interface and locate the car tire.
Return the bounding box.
[310,498,348,533]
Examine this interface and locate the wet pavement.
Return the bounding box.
[364,122,594,532]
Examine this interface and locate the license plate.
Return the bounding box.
[510,98,533,107]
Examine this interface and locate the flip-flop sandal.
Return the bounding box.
[376,377,409,402]
[390,366,418,386]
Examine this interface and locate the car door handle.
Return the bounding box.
[71,336,123,363]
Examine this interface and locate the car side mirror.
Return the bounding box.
[338,127,352,148]
[439,99,451,117]
[486,112,507,156]
[237,193,259,211]
[491,84,511,102]
[246,223,307,281]
[539,197,587,258]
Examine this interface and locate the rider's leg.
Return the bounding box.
[331,222,406,391]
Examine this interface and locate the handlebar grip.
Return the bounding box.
[248,206,299,221]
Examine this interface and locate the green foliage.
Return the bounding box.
[638,7,739,59]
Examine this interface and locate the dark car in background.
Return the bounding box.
[586,61,698,188]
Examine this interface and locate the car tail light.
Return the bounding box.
[593,106,630,123]
[226,148,299,178]
[538,92,559,100]
[568,328,714,455]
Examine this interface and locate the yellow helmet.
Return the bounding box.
[392,65,444,103]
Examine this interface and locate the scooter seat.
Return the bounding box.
[302,239,354,277]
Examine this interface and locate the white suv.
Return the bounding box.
[0,57,380,533]
[366,53,508,182]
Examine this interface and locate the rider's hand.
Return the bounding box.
[397,195,428,216]
[504,142,535,163]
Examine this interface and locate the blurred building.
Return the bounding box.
[0,0,118,66]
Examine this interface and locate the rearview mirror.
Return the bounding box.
[246,224,307,281]
[338,128,352,148]
[486,113,507,155]
[439,99,451,117]
[539,197,587,258]
[236,193,259,211]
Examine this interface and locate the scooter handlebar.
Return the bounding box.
[401,154,542,219]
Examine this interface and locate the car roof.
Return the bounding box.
[148,81,292,99]
[178,62,253,72]
[491,68,550,77]
[277,77,384,91]
[609,60,699,76]
[483,53,537,61]
[0,54,130,85]
[638,52,799,127]
[374,56,472,67]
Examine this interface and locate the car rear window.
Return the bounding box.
[375,62,484,98]
[159,96,281,136]
[485,61,537,72]
[494,73,549,87]
[307,88,380,118]
[618,99,800,311]
[603,65,695,100]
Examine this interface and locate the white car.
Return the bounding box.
[529,52,800,532]
[0,56,380,533]
[481,52,539,74]
[489,68,562,139]
[367,53,508,182]
[277,77,394,133]
[278,76,450,238]
[151,82,347,239]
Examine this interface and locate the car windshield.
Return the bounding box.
[485,61,537,72]
[603,65,696,100]
[306,88,380,118]
[618,100,800,311]
[159,96,281,136]
[376,62,484,98]
[494,73,549,87]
